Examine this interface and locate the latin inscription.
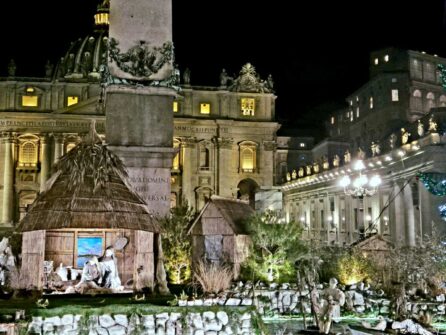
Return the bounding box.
[0,120,105,131]
[174,125,228,134]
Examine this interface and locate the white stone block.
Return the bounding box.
[45,316,61,326]
[142,315,155,328]
[216,311,229,325]
[108,325,127,335]
[61,315,74,325]
[99,315,116,328]
[226,298,241,306]
[203,311,216,320]
[205,320,222,332]
[42,322,54,332]
[241,298,253,306]
[114,314,128,327]
[195,330,205,335]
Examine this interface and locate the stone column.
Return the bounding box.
[180,137,196,208]
[40,134,50,192]
[2,133,15,226]
[390,182,405,246]
[403,181,416,246]
[53,134,64,164]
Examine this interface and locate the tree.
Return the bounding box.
[242,210,305,283]
[159,203,195,284]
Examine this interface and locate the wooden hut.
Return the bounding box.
[17,126,163,292]
[188,196,254,278]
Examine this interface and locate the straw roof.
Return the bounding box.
[188,195,254,235]
[18,123,158,232]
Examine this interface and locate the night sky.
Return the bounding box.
[1,0,445,138]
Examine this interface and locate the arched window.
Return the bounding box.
[241,148,254,172]
[411,89,422,112]
[19,142,38,167]
[440,95,446,107]
[425,92,435,112]
[411,59,422,79]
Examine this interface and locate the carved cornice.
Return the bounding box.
[215,137,234,149]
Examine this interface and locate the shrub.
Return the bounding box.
[193,260,233,294]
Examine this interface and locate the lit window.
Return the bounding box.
[173,101,179,113]
[67,96,79,107]
[94,12,109,26]
[384,54,389,62]
[356,107,360,118]
[369,97,374,109]
[374,58,379,65]
[200,103,211,114]
[22,95,38,107]
[241,98,255,116]
[19,142,38,166]
[300,143,306,148]
[26,87,35,93]
[241,148,254,172]
[350,113,354,122]
[392,89,399,102]
[356,96,359,102]
[392,78,397,83]
[349,100,353,106]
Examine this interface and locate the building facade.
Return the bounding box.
[283,49,446,246]
[0,9,281,226]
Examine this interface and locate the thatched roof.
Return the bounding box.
[18,123,158,232]
[188,195,254,235]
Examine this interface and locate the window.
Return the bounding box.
[173,101,179,113]
[200,103,211,114]
[356,96,359,102]
[199,146,210,170]
[374,58,379,65]
[330,116,335,124]
[67,96,79,107]
[77,236,103,268]
[241,148,254,172]
[349,100,353,106]
[369,97,373,109]
[391,89,399,102]
[299,142,306,148]
[411,89,422,111]
[22,95,38,107]
[425,92,435,112]
[241,98,255,116]
[384,54,389,62]
[423,62,435,82]
[19,142,38,166]
[392,78,397,83]
[411,59,422,79]
[356,107,360,118]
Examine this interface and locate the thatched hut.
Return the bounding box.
[17,126,165,292]
[188,196,254,277]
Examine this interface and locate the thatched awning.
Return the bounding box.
[18,123,158,232]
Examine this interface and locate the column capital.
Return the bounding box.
[51,133,65,143]
[39,133,50,144]
[180,136,197,148]
[1,132,16,143]
[263,140,276,151]
[214,137,234,149]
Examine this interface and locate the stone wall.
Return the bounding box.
[1,307,261,335]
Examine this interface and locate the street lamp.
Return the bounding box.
[339,160,381,198]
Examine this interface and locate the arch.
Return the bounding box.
[18,134,39,167]
[440,95,446,107]
[239,141,258,173]
[237,178,260,209]
[425,92,436,112]
[411,89,422,112]
[413,90,422,98]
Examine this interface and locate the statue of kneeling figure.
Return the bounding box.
[74,247,123,293]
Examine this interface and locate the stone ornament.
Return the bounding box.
[322,156,329,170]
[291,170,297,180]
[286,172,291,181]
[306,165,312,175]
[108,38,174,79]
[228,63,274,93]
[313,161,320,174]
[298,167,304,177]
[371,142,381,157]
[417,120,425,137]
[333,154,340,167]
[344,150,351,164]
[401,128,410,144]
[428,116,438,132]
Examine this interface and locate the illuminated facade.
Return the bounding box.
[0,8,280,225]
[283,48,446,246]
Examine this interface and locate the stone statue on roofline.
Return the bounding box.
[401,128,410,145]
[333,154,340,167]
[7,59,16,77]
[428,115,438,133]
[417,120,425,137]
[344,150,351,164]
[183,68,191,86]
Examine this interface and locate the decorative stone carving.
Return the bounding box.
[7,59,16,77]
[417,120,425,137]
[401,128,410,144]
[183,68,191,86]
[216,137,234,149]
[428,116,438,132]
[219,69,232,87]
[371,142,380,157]
[286,172,291,181]
[108,38,174,79]
[313,161,320,174]
[263,140,276,151]
[298,167,304,177]
[333,155,340,167]
[322,156,329,170]
[344,150,351,164]
[306,165,312,175]
[291,170,297,180]
[228,63,273,93]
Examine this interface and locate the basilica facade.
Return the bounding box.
[0,9,280,226]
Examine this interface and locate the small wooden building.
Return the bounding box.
[17,128,163,291]
[188,196,254,277]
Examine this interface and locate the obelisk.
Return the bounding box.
[106,0,176,218]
